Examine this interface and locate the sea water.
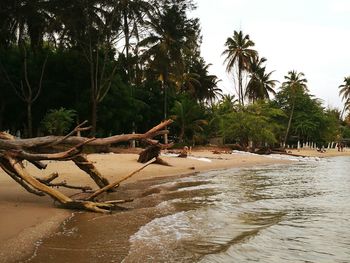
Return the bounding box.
[124,156,350,262]
[26,156,350,263]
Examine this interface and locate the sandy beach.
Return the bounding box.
[0,148,348,262]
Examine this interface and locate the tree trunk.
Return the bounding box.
[91,97,97,136]
[123,9,130,80]
[179,123,185,142]
[283,100,295,147]
[0,101,4,131]
[27,102,33,138]
[0,120,173,212]
[238,68,243,105]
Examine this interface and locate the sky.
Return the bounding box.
[191,0,350,109]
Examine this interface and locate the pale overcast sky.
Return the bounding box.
[192,0,350,109]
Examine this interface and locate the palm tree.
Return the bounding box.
[344,98,350,113]
[339,76,350,99]
[1,0,48,49]
[117,0,152,81]
[339,76,350,113]
[170,96,207,143]
[245,57,277,102]
[222,30,257,105]
[201,74,222,104]
[139,3,197,119]
[181,61,222,104]
[281,70,308,146]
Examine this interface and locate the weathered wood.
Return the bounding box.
[48,120,91,147]
[138,145,161,163]
[29,160,47,170]
[154,157,172,166]
[178,146,189,158]
[0,120,173,212]
[88,158,156,201]
[6,138,96,161]
[36,172,59,184]
[5,155,72,204]
[0,120,173,150]
[45,181,92,191]
[0,158,45,196]
[72,154,110,188]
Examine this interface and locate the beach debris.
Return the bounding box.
[0,119,173,213]
[138,145,172,166]
[178,146,189,158]
[138,145,161,162]
[88,158,156,200]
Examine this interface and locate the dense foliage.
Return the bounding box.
[0,1,348,149]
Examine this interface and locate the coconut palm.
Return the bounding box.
[170,96,207,143]
[339,76,350,112]
[339,76,350,99]
[0,0,56,50]
[245,57,277,102]
[201,74,222,104]
[344,98,350,113]
[281,70,308,146]
[222,30,257,105]
[139,3,198,120]
[117,0,152,81]
[183,61,222,104]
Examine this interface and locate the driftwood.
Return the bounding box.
[178,146,189,158]
[138,145,172,166]
[0,120,173,212]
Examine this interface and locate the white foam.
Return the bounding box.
[188,156,212,162]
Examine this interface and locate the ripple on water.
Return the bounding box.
[25,157,350,263]
[126,157,350,263]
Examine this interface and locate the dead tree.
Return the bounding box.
[0,120,173,213]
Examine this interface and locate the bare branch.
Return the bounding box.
[0,120,173,150]
[7,138,96,161]
[22,47,32,99]
[49,120,91,147]
[0,159,45,196]
[36,172,59,184]
[46,181,92,191]
[33,53,49,102]
[88,158,156,200]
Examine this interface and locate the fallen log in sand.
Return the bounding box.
[0,120,172,212]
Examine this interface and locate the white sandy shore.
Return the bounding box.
[0,148,348,262]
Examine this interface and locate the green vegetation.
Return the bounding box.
[0,1,348,150]
[41,108,77,135]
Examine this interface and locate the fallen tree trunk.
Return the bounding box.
[0,120,173,212]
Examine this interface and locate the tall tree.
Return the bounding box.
[73,1,121,136]
[245,57,277,102]
[187,60,222,104]
[339,76,350,113]
[139,0,199,120]
[281,70,308,146]
[0,46,48,137]
[222,30,257,105]
[0,0,54,51]
[118,0,151,82]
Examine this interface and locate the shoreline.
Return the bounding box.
[0,149,348,262]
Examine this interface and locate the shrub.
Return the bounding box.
[41,108,77,135]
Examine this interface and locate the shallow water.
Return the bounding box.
[25,156,350,262]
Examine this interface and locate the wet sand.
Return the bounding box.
[0,149,345,262]
[288,148,350,157]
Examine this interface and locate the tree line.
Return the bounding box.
[0,0,349,149]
